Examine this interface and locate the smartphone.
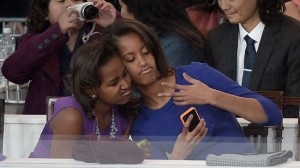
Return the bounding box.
[180,107,201,132]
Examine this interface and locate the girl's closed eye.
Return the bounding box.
[109,79,118,86]
[124,54,135,62]
[142,51,150,56]
[141,45,150,56]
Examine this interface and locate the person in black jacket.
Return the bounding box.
[207,0,300,117]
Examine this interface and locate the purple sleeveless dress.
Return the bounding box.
[29,96,128,158]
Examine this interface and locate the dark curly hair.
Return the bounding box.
[27,0,87,33]
[27,0,50,33]
[257,0,286,24]
[120,0,211,65]
[176,0,218,10]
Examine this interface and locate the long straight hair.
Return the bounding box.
[120,0,212,65]
[102,19,172,78]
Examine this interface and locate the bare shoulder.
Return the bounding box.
[50,107,84,135]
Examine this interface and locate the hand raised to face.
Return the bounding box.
[157,72,215,106]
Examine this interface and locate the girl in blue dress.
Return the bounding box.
[102,19,283,160]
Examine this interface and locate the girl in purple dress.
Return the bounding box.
[30,40,135,158]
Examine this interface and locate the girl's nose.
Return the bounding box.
[121,77,131,90]
[138,56,147,67]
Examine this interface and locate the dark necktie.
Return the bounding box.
[242,35,256,88]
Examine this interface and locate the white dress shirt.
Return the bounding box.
[236,22,265,85]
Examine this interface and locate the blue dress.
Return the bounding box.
[131,62,282,160]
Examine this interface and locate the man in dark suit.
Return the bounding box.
[207,0,300,117]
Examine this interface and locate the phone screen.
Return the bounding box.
[180,107,200,132]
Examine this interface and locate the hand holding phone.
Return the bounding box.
[180,107,201,132]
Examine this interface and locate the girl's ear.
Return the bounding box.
[84,87,97,99]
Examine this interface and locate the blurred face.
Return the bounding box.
[47,0,84,24]
[119,0,135,19]
[97,56,132,105]
[217,0,260,30]
[117,33,160,86]
[292,0,300,5]
[292,0,300,9]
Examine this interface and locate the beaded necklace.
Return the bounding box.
[93,106,118,140]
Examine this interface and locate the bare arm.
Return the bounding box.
[158,72,268,123]
[50,107,83,158]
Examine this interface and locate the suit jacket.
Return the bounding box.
[2,23,103,115]
[207,15,300,117]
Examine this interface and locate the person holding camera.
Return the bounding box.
[1,0,117,115]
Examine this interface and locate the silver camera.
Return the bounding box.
[68,2,99,21]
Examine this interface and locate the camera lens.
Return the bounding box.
[82,5,99,20]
